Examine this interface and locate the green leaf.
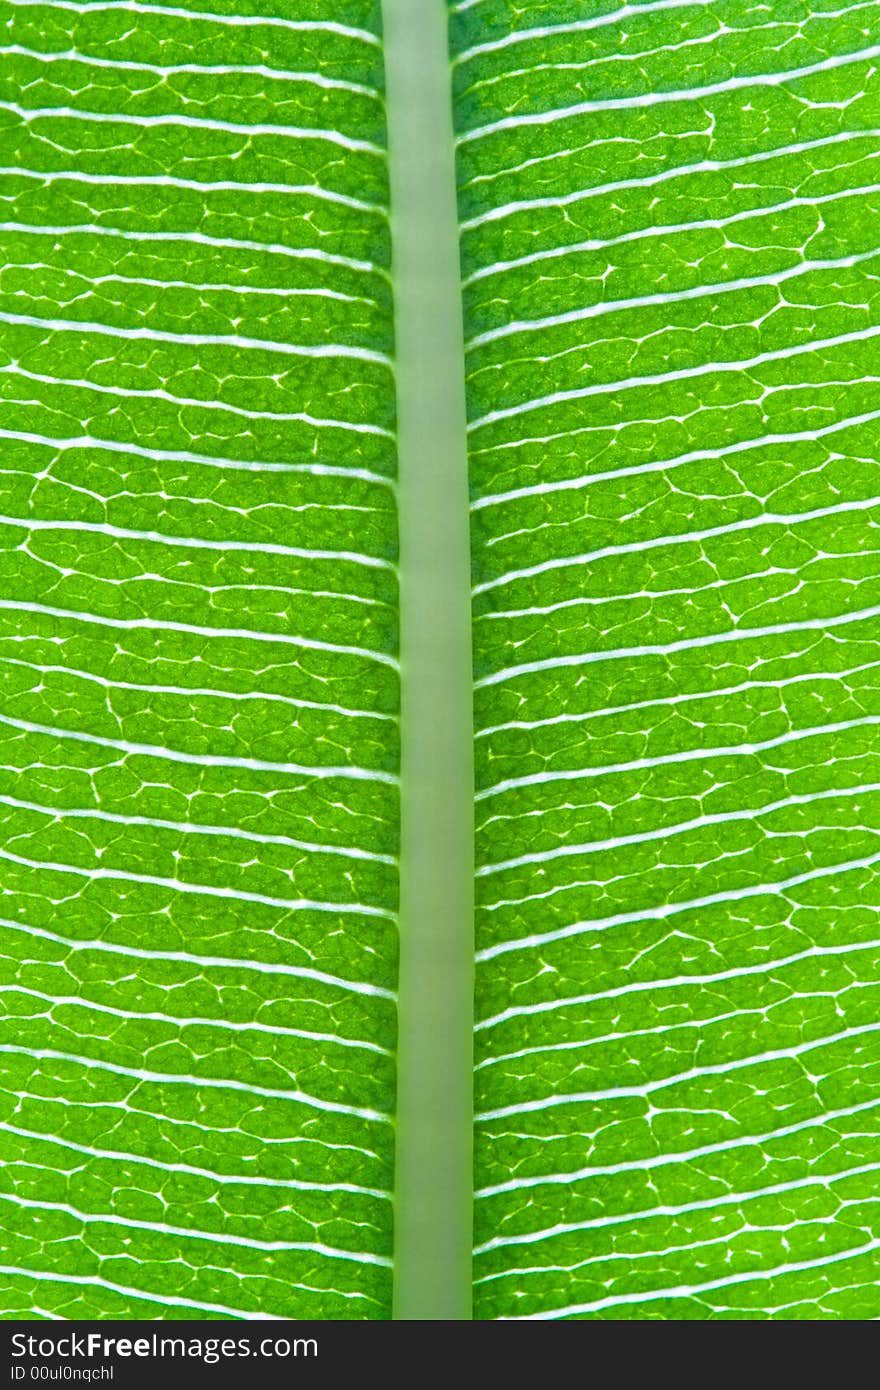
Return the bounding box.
[456,0,880,1320]
[0,0,397,1320]
[3,0,880,1324]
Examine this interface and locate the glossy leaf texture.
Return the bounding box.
[456,0,880,1320]
[0,0,398,1319]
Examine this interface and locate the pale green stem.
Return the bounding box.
[382,0,474,1322]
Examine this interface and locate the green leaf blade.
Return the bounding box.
[459,0,880,1320]
[0,0,397,1320]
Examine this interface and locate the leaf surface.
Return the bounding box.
[454,0,880,1320]
[0,0,398,1320]
[4,0,880,1324]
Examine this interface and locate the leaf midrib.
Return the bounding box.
[382,0,476,1322]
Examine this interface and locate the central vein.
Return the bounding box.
[382,0,475,1322]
